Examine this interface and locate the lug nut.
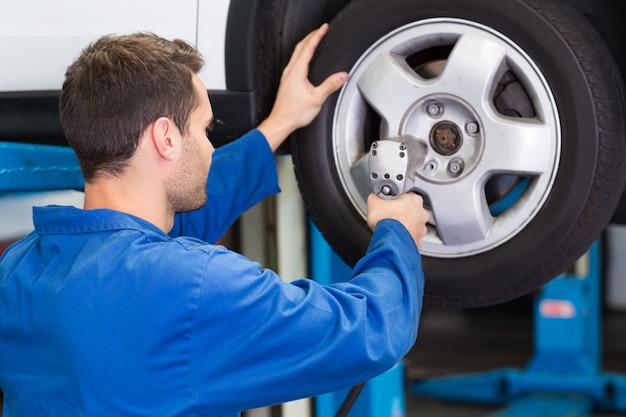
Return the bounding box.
[448,158,464,177]
[427,101,443,118]
[465,119,479,135]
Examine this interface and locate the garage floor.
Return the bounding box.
[403,298,626,417]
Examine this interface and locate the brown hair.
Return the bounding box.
[59,32,205,181]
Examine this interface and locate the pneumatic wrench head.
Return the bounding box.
[368,136,426,199]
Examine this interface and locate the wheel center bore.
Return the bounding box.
[430,121,462,155]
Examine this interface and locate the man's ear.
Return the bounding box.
[150,117,180,161]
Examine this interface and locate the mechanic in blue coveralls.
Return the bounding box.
[0,24,429,417]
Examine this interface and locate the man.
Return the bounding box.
[0,24,429,416]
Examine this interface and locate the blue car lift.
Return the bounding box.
[0,141,83,192]
[412,240,626,416]
[308,206,626,417]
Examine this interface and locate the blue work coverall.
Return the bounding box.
[0,129,424,416]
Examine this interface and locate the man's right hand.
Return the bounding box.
[366,193,429,250]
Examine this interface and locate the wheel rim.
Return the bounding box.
[332,18,561,257]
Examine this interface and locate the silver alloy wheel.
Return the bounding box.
[333,18,560,257]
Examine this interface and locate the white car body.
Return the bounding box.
[0,0,231,91]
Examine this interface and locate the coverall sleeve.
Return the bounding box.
[169,129,280,243]
[189,219,424,415]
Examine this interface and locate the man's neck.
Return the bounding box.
[83,178,174,233]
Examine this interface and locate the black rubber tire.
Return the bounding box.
[291,0,626,308]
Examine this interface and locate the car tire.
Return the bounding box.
[291,0,626,307]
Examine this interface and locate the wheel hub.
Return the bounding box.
[401,95,484,184]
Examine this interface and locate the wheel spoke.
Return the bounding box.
[349,153,371,198]
[437,32,507,102]
[482,117,554,175]
[356,52,429,133]
[422,182,493,245]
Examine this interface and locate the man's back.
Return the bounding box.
[0,206,207,416]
